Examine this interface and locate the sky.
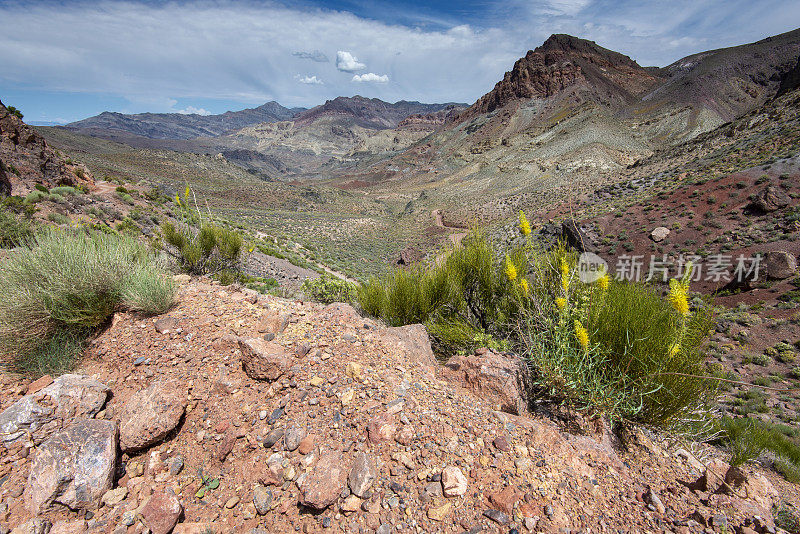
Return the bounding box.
[1,0,798,124]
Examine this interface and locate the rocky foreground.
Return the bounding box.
[0,277,797,534]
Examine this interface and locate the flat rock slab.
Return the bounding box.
[25,419,117,514]
[0,374,109,445]
[119,381,187,453]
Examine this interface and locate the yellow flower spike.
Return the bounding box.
[518,211,531,236]
[597,272,610,292]
[560,258,570,293]
[669,344,681,357]
[519,278,529,296]
[668,278,690,317]
[555,297,566,311]
[505,255,518,281]
[174,194,181,206]
[574,320,589,352]
[184,185,191,202]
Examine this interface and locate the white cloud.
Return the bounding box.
[176,106,211,115]
[352,72,389,83]
[0,0,798,116]
[295,74,323,85]
[336,51,367,72]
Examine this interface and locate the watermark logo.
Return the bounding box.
[578,252,609,283]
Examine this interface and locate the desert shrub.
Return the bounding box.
[50,186,79,197]
[47,212,70,225]
[159,187,245,275]
[301,274,357,304]
[117,192,135,205]
[518,244,715,427]
[359,230,521,356]
[718,416,800,481]
[25,190,47,204]
[6,105,23,119]
[0,205,34,247]
[0,230,176,375]
[359,215,715,428]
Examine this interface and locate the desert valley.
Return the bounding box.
[1,5,800,533]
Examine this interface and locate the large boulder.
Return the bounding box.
[748,185,790,213]
[25,419,117,514]
[445,348,528,415]
[765,250,797,279]
[0,374,109,445]
[119,381,187,452]
[299,450,350,510]
[238,338,290,381]
[650,227,670,242]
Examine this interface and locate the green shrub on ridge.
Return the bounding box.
[0,230,176,376]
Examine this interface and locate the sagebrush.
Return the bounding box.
[0,230,176,375]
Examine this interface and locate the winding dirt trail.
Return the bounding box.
[432,209,468,246]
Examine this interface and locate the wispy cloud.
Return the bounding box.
[295,74,324,85]
[335,51,367,72]
[292,50,329,62]
[0,0,798,121]
[352,72,389,83]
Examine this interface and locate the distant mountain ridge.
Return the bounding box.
[295,96,467,129]
[65,101,306,140]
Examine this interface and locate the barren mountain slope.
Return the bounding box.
[66,101,306,140]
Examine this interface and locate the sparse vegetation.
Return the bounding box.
[159,187,245,275]
[0,204,35,247]
[0,230,176,376]
[718,416,800,482]
[360,220,715,428]
[6,105,23,119]
[301,274,357,304]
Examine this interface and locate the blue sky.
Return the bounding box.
[1,0,798,124]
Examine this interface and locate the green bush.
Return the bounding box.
[6,105,23,119]
[0,230,176,376]
[718,416,800,482]
[47,213,70,225]
[301,274,357,304]
[0,206,34,247]
[358,230,521,356]
[161,221,243,275]
[359,221,715,428]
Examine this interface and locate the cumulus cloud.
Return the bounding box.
[336,51,367,72]
[292,50,329,62]
[352,72,389,83]
[295,74,323,85]
[176,106,211,115]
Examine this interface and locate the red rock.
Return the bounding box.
[216,431,237,461]
[119,381,187,453]
[238,338,290,381]
[25,419,117,514]
[446,349,527,414]
[141,490,182,534]
[489,486,523,514]
[298,434,316,455]
[26,375,53,395]
[493,435,510,451]
[300,450,349,509]
[367,416,396,443]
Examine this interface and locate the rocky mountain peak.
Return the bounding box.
[462,34,661,117]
